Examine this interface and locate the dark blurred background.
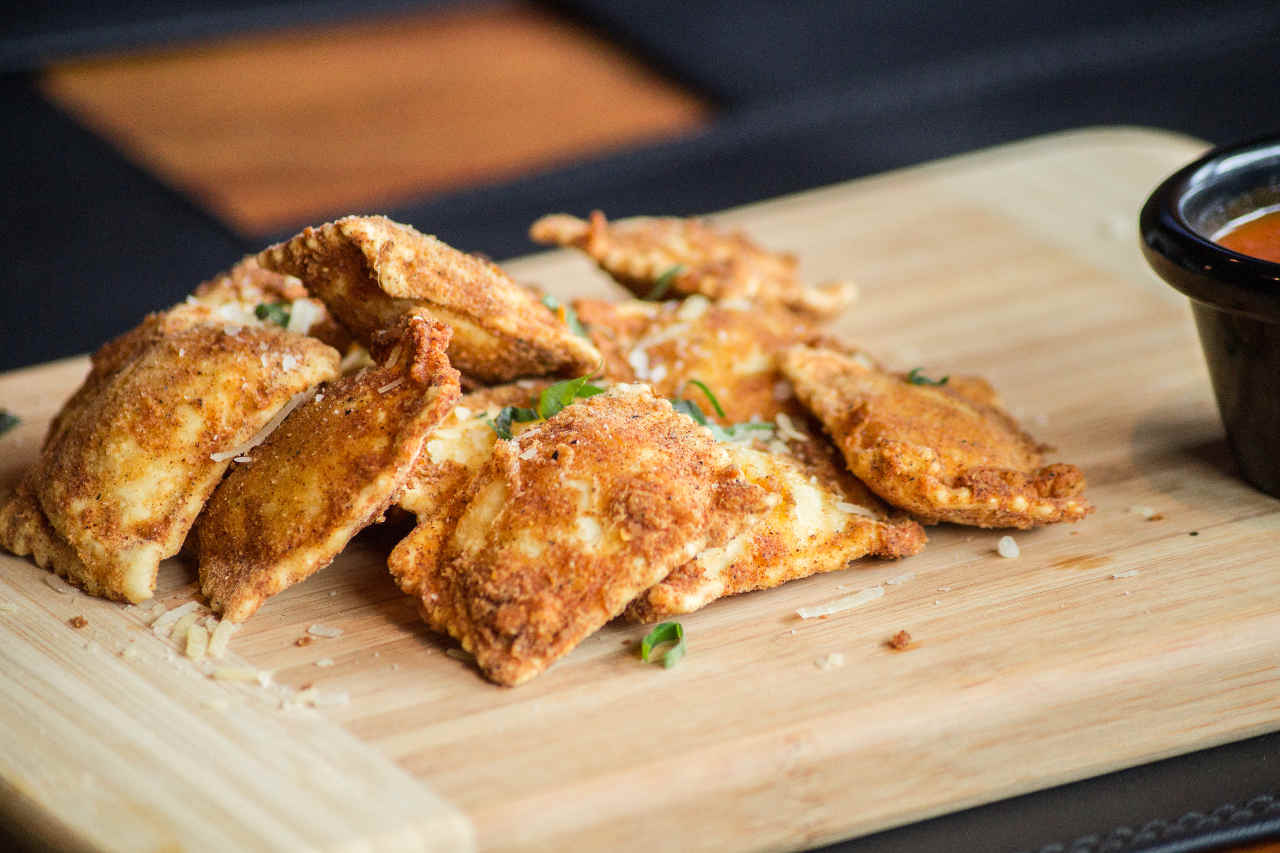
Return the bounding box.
[3,0,1279,369]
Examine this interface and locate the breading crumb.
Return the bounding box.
[68,615,88,629]
[888,630,912,650]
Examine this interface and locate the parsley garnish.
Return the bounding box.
[254,302,291,328]
[483,375,604,439]
[540,294,588,339]
[0,409,18,437]
[538,375,605,420]
[671,394,773,443]
[640,621,685,669]
[644,264,684,301]
[906,367,949,386]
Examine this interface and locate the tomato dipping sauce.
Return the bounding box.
[1213,204,1280,263]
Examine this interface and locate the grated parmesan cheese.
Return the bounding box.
[884,571,915,586]
[210,387,311,461]
[835,501,878,519]
[1128,505,1157,519]
[169,610,201,642]
[307,624,343,639]
[1111,569,1141,579]
[211,666,260,682]
[377,377,405,394]
[151,601,200,637]
[797,586,884,619]
[286,298,323,334]
[45,575,74,594]
[185,624,209,661]
[815,653,845,671]
[0,601,16,614]
[315,658,335,668]
[996,536,1020,559]
[773,412,807,443]
[208,619,238,659]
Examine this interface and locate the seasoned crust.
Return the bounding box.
[625,446,925,622]
[407,385,771,686]
[780,346,1092,528]
[33,321,340,602]
[197,313,461,622]
[0,476,91,590]
[257,215,600,383]
[531,211,857,318]
[390,380,552,599]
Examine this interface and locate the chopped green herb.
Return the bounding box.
[640,621,685,669]
[644,264,684,301]
[538,375,605,420]
[540,294,588,338]
[254,302,291,328]
[670,397,773,442]
[486,406,539,440]
[684,379,726,419]
[906,367,949,386]
[0,409,18,437]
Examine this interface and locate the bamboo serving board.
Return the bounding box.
[2,127,1277,853]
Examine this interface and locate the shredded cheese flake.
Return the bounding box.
[815,653,845,671]
[170,610,201,642]
[797,586,884,619]
[208,619,238,659]
[210,387,312,461]
[45,575,74,594]
[884,571,915,586]
[211,666,260,682]
[835,501,878,518]
[1111,569,1141,579]
[185,624,209,661]
[377,377,405,394]
[996,536,1020,558]
[307,624,343,639]
[1128,505,1157,519]
[315,658,335,668]
[151,601,200,637]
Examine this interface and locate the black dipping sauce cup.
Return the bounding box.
[1140,133,1280,498]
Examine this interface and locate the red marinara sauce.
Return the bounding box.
[1213,204,1280,264]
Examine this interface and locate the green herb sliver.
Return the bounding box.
[671,396,774,443]
[906,367,949,386]
[640,621,686,669]
[0,409,18,437]
[538,375,605,420]
[254,301,291,328]
[684,379,726,419]
[486,406,539,440]
[540,294,588,339]
[645,264,684,301]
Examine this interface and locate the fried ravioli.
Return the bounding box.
[0,477,89,588]
[626,446,926,621]
[531,211,857,318]
[197,313,461,622]
[32,322,340,602]
[257,215,600,383]
[390,380,551,599]
[407,385,771,686]
[781,346,1092,528]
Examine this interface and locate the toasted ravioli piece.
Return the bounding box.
[626,447,925,621]
[190,256,350,352]
[781,346,1092,528]
[410,385,771,686]
[573,295,820,423]
[0,477,90,588]
[198,313,461,622]
[33,324,340,602]
[257,215,600,383]
[531,211,856,318]
[390,380,551,599]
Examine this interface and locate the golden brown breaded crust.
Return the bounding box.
[257,215,600,383]
[781,346,1092,528]
[197,313,461,622]
[35,323,340,602]
[408,385,771,686]
[0,476,91,589]
[390,380,552,599]
[190,256,351,353]
[531,211,857,318]
[573,295,822,424]
[626,446,926,621]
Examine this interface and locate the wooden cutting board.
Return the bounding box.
[2,127,1277,853]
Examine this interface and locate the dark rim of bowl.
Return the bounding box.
[1140,131,1280,319]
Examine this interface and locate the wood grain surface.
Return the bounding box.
[39,2,710,236]
[2,127,1277,853]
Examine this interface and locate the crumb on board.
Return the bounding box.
[68,615,88,629]
[888,630,912,651]
[815,653,845,671]
[996,536,1020,559]
[295,636,314,647]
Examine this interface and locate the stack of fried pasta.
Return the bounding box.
[0,212,1092,685]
